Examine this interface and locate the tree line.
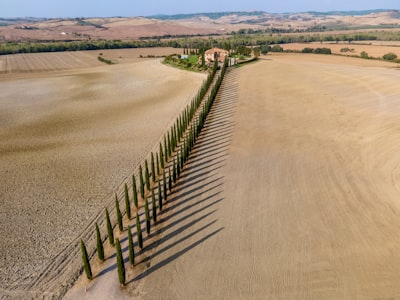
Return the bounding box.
[81,58,229,286]
[2,30,400,56]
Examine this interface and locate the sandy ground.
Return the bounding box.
[0,54,205,298]
[90,53,400,299]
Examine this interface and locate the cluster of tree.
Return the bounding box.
[301,47,332,54]
[2,30,400,56]
[80,58,229,285]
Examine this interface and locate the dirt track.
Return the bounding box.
[0,56,205,298]
[128,54,400,299]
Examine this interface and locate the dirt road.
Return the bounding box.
[129,54,400,299]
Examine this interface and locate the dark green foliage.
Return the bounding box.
[136,213,143,248]
[167,131,172,158]
[168,168,172,191]
[163,170,167,201]
[132,174,138,208]
[95,223,105,262]
[144,198,151,235]
[151,190,157,222]
[115,238,126,285]
[313,47,331,54]
[158,180,163,211]
[139,165,145,199]
[145,159,151,191]
[124,183,131,219]
[105,208,114,246]
[151,152,156,183]
[159,143,164,169]
[164,136,168,163]
[156,152,160,176]
[115,194,123,232]
[128,226,135,266]
[80,239,93,280]
[172,158,177,183]
[383,52,398,61]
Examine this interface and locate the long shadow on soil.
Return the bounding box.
[96,69,239,282]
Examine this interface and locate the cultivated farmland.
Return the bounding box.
[0,48,206,298]
[119,54,400,299]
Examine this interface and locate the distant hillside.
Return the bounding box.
[149,11,266,20]
[307,9,393,16]
[149,9,394,20]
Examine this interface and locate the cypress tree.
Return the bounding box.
[159,143,164,169]
[151,152,156,183]
[151,190,157,223]
[95,223,105,262]
[80,239,92,280]
[115,194,123,232]
[136,213,143,249]
[158,180,163,211]
[132,174,138,208]
[105,208,114,246]
[124,183,131,220]
[128,226,135,266]
[139,165,144,199]
[167,131,172,158]
[156,152,160,176]
[177,154,181,178]
[163,136,168,163]
[115,238,126,286]
[144,198,151,235]
[172,158,177,183]
[168,167,172,191]
[163,170,167,201]
[145,159,150,191]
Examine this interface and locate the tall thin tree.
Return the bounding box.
[105,208,114,246]
[136,213,143,249]
[139,165,144,199]
[124,183,131,219]
[151,190,157,223]
[128,226,135,266]
[95,223,105,262]
[115,194,123,232]
[115,238,126,285]
[80,239,92,280]
[151,152,156,183]
[132,174,138,208]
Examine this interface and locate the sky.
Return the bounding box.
[1,0,399,18]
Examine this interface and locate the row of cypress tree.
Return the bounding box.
[80,58,229,286]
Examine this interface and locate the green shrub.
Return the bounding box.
[139,165,144,199]
[383,52,398,61]
[360,51,369,59]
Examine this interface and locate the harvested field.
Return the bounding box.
[0,52,206,298]
[114,54,400,299]
[281,42,400,59]
[0,47,179,74]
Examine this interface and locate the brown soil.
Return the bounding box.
[0,49,206,298]
[111,53,400,299]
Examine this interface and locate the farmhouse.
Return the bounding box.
[205,48,229,63]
